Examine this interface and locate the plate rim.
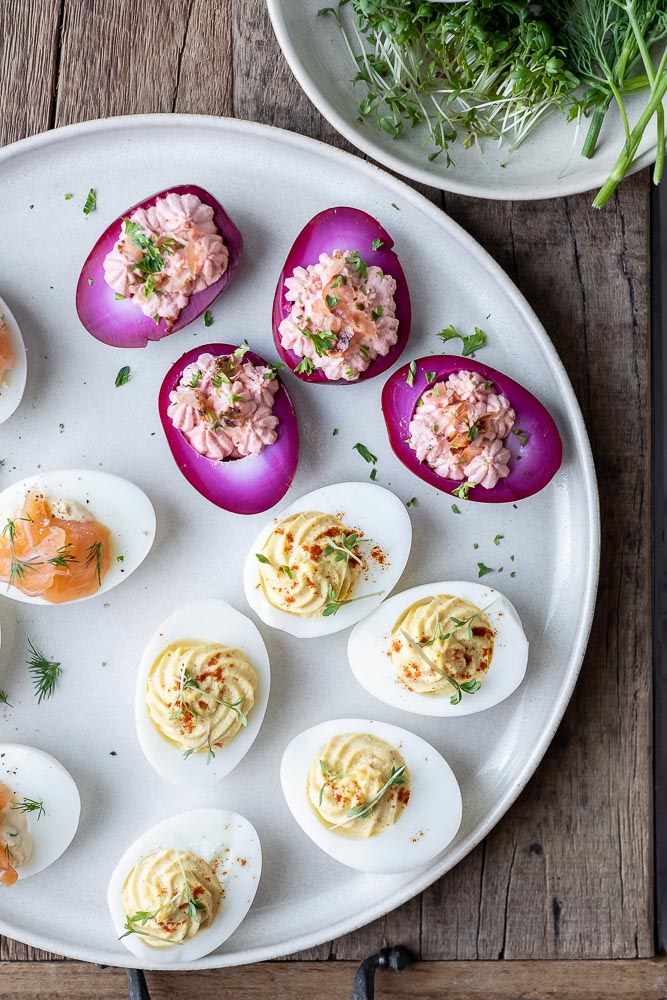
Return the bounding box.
[266,0,658,201]
[0,112,600,968]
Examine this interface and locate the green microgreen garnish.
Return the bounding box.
[371,238,384,250]
[115,365,131,387]
[477,562,494,578]
[119,907,168,940]
[188,369,203,388]
[323,532,366,566]
[437,324,487,358]
[12,797,45,820]
[323,583,384,617]
[331,765,406,828]
[318,759,344,807]
[353,442,377,464]
[400,629,481,705]
[406,360,417,386]
[295,357,315,375]
[26,640,62,704]
[493,534,504,546]
[263,362,285,379]
[256,553,272,565]
[204,310,213,327]
[83,188,96,215]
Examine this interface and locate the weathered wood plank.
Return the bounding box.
[0,0,61,146]
[1,959,667,999]
[420,175,653,960]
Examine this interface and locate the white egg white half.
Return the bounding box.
[348,581,529,717]
[0,295,27,426]
[135,599,271,787]
[108,807,262,966]
[0,743,80,880]
[242,481,412,638]
[280,718,462,874]
[0,469,156,605]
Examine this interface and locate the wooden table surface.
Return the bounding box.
[0,0,656,996]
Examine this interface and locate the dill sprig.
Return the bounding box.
[12,797,45,820]
[0,691,12,708]
[84,540,104,586]
[26,640,62,703]
[48,543,78,569]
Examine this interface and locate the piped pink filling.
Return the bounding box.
[168,352,279,461]
[103,192,228,328]
[279,250,398,381]
[409,370,515,489]
[0,321,14,382]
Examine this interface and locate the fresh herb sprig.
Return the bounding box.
[323,583,384,616]
[331,764,406,828]
[26,640,62,704]
[84,540,104,586]
[322,532,366,566]
[437,325,487,358]
[12,797,45,820]
[400,629,481,705]
[318,759,344,806]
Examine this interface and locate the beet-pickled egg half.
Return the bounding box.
[382,355,562,503]
[159,343,299,514]
[76,185,242,348]
[273,207,411,385]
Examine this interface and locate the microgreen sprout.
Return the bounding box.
[330,765,406,828]
[322,532,367,566]
[323,583,384,617]
[318,759,344,806]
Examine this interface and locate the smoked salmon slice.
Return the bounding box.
[0,322,14,384]
[0,491,111,603]
[0,783,18,887]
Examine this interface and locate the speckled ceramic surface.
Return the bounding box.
[267,0,664,200]
[0,114,598,968]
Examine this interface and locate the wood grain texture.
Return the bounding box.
[1,959,667,1000]
[0,0,654,969]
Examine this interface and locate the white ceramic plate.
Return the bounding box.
[267,0,664,200]
[0,114,598,969]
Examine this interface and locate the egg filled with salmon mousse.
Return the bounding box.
[280,719,462,873]
[135,599,270,787]
[0,744,80,886]
[108,808,261,964]
[348,581,529,717]
[0,294,27,425]
[0,470,156,605]
[242,481,412,638]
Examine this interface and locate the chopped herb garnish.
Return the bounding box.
[370,467,377,481]
[451,503,461,514]
[302,329,337,357]
[391,202,400,210]
[280,564,293,580]
[477,562,494,578]
[64,193,73,200]
[295,357,315,375]
[425,371,436,384]
[325,293,339,310]
[256,553,272,565]
[353,442,377,464]
[405,497,417,508]
[360,344,370,359]
[469,424,479,442]
[452,481,476,501]
[406,360,417,386]
[473,542,479,550]
[115,365,131,387]
[83,188,96,215]
[318,759,343,807]
[48,544,78,569]
[330,275,343,288]
[0,691,12,708]
[26,640,62,704]
[188,369,203,388]
[344,250,368,281]
[512,428,529,448]
[371,305,383,321]
[332,428,339,436]
[510,571,516,578]
[371,238,384,251]
[204,310,213,327]
[493,534,504,546]
[437,324,487,357]
[114,293,126,301]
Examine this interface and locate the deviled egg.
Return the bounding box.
[0,469,156,605]
[0,295,27,425]
[0,743,80,884]
[243,481,412,638]
[280,718,461,873]
[135,599,270,786]
[108,807,261,964]
[348,581,529,717]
